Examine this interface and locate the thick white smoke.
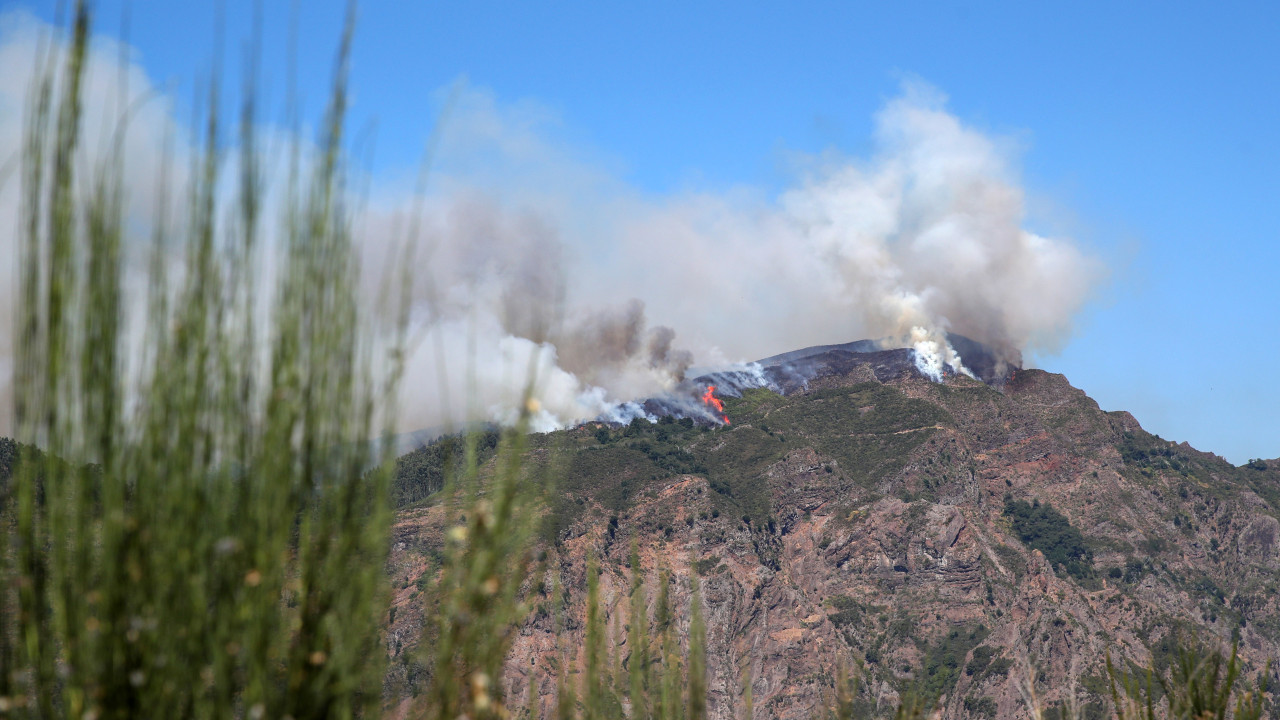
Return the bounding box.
[781,83,1097,378]
[593,82,1100,382]
[361,80,1101,429]
[362,192,694,433]
[0,14,1102,439]
[0,11,193,439]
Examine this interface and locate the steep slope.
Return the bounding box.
[385,354,1280,719]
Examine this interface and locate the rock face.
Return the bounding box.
[384,349,1280,719]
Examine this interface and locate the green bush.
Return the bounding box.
[914,625,989,702]
[986,657,1014,678]
[964,695,997,718]
[1004,497,1094,580]
[827,595,863,627]
[966,645,998,676]
[692,556,723,575]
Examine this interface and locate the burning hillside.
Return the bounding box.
[384,339,1280,720]
[0,48,1097,441]
[614,333,1018,429]
[361,84,1096,439]
[701,385,729,425]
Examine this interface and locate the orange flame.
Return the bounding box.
[702,385,730,425]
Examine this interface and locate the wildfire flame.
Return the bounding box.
[702,385,729,425]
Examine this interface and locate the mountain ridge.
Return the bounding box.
[383,343,1280,719]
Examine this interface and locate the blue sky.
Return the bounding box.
[4,0,1279,463]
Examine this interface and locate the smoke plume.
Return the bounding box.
[0,13,1102,438]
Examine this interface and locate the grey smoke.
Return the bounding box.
[0,14,1103,437]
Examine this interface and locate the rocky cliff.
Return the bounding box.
[383,347,1280,719]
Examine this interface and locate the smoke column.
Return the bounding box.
[0,14,1102,438]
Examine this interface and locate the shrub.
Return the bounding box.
[986,657,1014,678]
[966,645,998,676]
[964,695,997,718]
[1004,497,1094,579]
[915,625,989,702]
[827,595,863,627]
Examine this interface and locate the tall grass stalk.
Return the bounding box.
[655,566,682,720]
[686,575,706,720]
[584,553,609,720]
[833,662,858,720]
[1107,643,1268,720]
[628,543,650,720]
[1,3,406,717]
[422,394,543,720]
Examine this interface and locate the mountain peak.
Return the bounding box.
[388,335,1280,719]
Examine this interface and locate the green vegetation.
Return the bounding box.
[966,645,999,677]
[913,624,989,703]
[1004,497,1094,580]
[993,543,1028,579]
[728,384,952,490]
[959,639,1013,683]
[964,695,997,719]
[0,4,400,716]
[986,657,1014,679]
[827,595,864,628]
[537,417,713,541]
[1108,643,1268,720]
[0,437,17,480]
[697,425,779,524]
[1115,430,1227,494]
[411,381,962,556]
[520,402,778,538]
[1118,432,1187,472]
[692,556,724,576]
[393,430,500,506]
[424,413,546,720]
[1041,700,1109,720]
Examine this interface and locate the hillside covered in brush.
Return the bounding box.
[382,345,1280,720]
